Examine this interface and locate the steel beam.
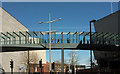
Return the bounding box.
[7,32,15,38]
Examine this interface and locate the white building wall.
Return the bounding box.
[2,50,46,72]
[0,7,2,70]
[0,7,46,72]
[0,7,29,32]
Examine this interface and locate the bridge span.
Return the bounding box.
[0,31,120,52]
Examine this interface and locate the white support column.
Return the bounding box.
[61,48,64,73]
[49,13,51,72]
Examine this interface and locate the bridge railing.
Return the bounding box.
[0,31,119,45]
[91,32,120,45]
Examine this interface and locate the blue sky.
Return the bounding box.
[2,2,119,66]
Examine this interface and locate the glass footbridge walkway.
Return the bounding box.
[0,31,120,52]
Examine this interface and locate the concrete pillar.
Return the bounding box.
[61,48,64,73]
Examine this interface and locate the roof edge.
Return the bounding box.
[96,10,120,22]
[1,7,29,31]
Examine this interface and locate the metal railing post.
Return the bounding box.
[47,32,49,43]
[19,32,21,44]
[33,32,35,44]
[61,32,63,43]
[73,35,74,43]
[76,32,78,43]
[54,32,56,44]
[69,33,71,43]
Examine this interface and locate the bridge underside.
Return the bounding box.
[0,44,120,52]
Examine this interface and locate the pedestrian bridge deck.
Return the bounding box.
[0,31,120,52]
[1,43,120,52]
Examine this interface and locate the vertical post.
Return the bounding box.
[54,32,56,44]
[28,33,29,44]
[33,32,35,44]
[47,33,49,43]
[39,32,41,44]
[79,34,80,43]
[4,37,5,45]
[36,34,38,44]
[9,35,11,45]
[39,59,42,74]
[0,37,1,45]
[7,33,10,44]
[19,32,21,44]
[90,21,92,72]
[83,36,85,44]
[73,35,74,43]
[6,33,7,44]
[90,21,92,45]
[69,33,71,43]
[89,20,96,72]
[61,48,64,74]
[74,55,75,74]
[26,32,29,44]
[25,32,27,44]
[0,33,2,45]
[4,38,5,45]
[69,64,70,74]
[61,32,63,43]
[49,13,51,72]
[28,50,30,74]
[72,52,74,74]
[11,66,13,74]
[41,67,42,74]
[42,34,44,44]
[76,32,78,43]
[10,59,13,74]
[5,37,7,45]
[14,37,16,44]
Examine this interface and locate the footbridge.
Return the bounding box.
[0,31,120,52]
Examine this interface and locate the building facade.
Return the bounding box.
[94,10,120,71]
[0,7,46,72]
